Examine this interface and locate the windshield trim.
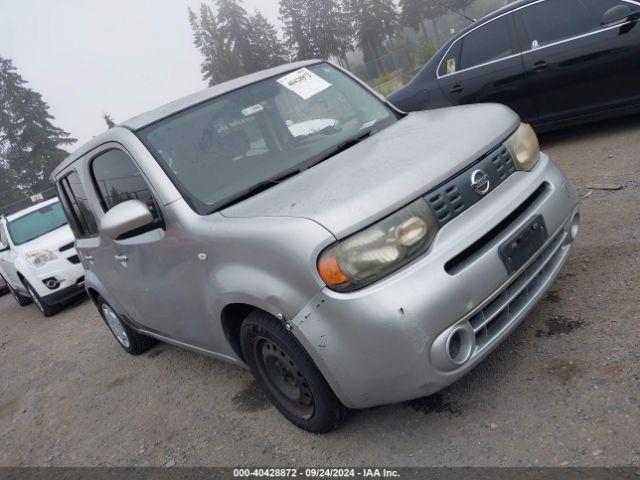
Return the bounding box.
[7,202,68,246]
[135,61,404,216]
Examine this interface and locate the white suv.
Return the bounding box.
[0,198,86,316]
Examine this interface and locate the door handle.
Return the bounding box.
[532,60,549,72]
[450,85,464,94]
[114,254,128,262]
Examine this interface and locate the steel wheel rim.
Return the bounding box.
[28,286,44,313]
[101,304,130,348]
[253,336,314,420]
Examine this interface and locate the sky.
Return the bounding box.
[0,0,283,147]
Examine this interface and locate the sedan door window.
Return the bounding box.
[520,0,612,49]
[459,15,515,71]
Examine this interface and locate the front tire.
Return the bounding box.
[7,280,32,307]
[96,296,157,355]
[240,310,347,433]
[25,281,60,317]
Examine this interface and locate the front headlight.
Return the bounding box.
[317,199,439,292]
[24,250,57,267]
[504,123,540,171]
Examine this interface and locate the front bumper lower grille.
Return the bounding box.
[468,228,569,351]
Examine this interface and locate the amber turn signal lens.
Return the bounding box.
[318,256,348,286]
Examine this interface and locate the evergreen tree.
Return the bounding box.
[399,0,431,40]
[189,2,286,85]
[103,113,116,129]
[0,55,74,206]
[248,11,287,69]
[279,0,354,64]
[215,0,257,70]
[279,0,316,60]
[310,0,354,64]
[349,0,398,75]
[188,4,242,85]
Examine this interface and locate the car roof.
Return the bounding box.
[464,0,531,30]
[4,197,60,222]
[434,0,532,52]
[51,59,323,179]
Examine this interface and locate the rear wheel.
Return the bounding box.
[96,296,157,355]
[240,310,347,433]
[25,281,60,317]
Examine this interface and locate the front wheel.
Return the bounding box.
[25,281,60,317]
[240,310,347,433]
[7,280,32,307]
[96,296,157,355]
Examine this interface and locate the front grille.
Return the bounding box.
[59,242,74,252]
[67,255,81,264]
[425,145,516,226]
[467,229,568,350]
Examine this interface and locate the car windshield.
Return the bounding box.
[138,63,398,213]
[7,201,68,245]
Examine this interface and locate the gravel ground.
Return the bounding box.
[0,115,639,467]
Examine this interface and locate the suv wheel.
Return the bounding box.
[96,296,157,355]
[25,281,60,317]
[7,280,32,307]
[240,310,347,433]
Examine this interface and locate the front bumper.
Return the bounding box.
[27,252,86,304]
[291,154,579,409]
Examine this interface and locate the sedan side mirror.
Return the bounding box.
[0,243,9,252]
[99,200,155,241]
[602,5,639,26]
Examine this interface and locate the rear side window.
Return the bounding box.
[519,0,607,48]
[58,172,99,238]
[460,16,514,70]
[91,149,161,221]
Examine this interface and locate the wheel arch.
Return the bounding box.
[220,302,264,363]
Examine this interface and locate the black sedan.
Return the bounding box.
[389,0,640,131]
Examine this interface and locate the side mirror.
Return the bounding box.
[0,243,9,253]
[602,5,637,26]
[99,200,155,241]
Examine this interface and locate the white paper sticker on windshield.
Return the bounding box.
[241,103,264,116]
[277,68,331,100]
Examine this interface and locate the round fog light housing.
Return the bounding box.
[43,277,60,290]
[570,213,580,240]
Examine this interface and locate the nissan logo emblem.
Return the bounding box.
[471,169,491,195]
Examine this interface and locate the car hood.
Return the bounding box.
[13,224,75,253]
[222,103,520,239]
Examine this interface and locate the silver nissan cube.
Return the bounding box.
[52,60,579,432]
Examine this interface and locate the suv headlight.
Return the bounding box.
[505,123,540,171]
[317,199,439,292]
[24,250,57,267]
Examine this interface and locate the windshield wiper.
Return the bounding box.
[216,129,375,212]
[216,168,302,210]
[304,129,374,170]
